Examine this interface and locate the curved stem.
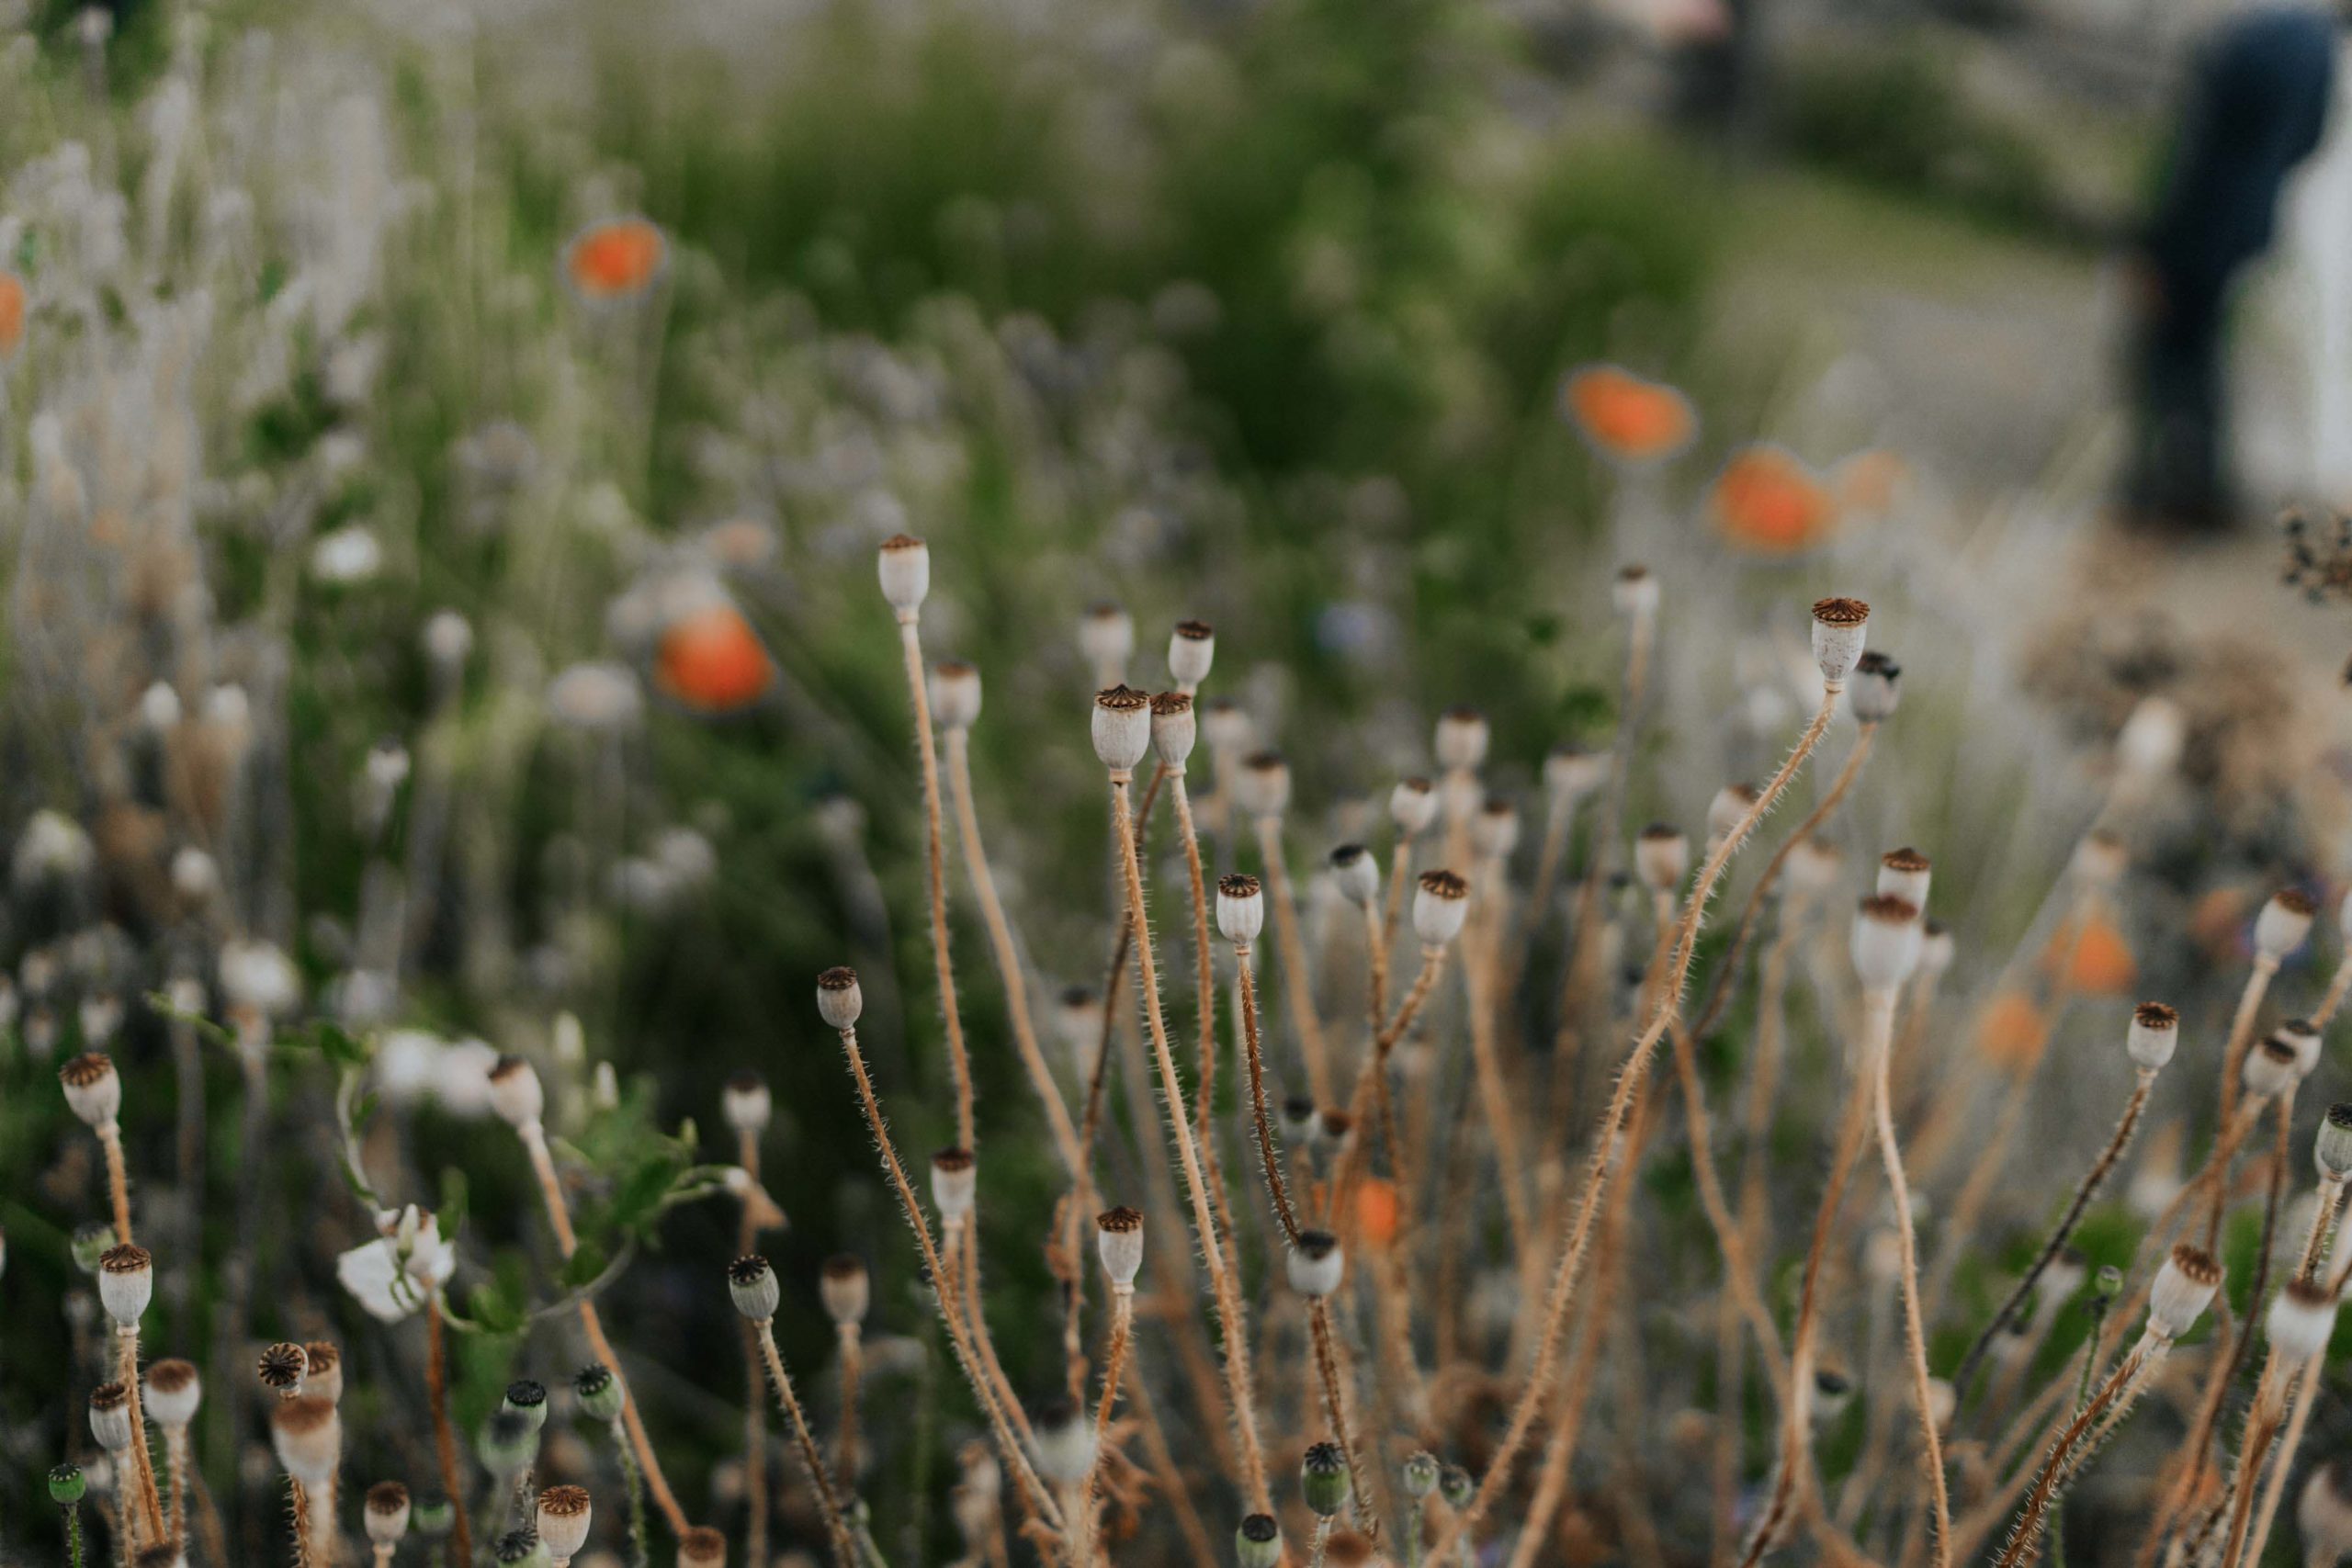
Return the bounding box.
[1872,1002,1951,1568]
[755,1318,858,1568]
[1254,814,1333,1101]
[1237,953,1304,1247]
[897,615,975,1150]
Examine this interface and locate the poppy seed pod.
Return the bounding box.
[1280,1097,1317,1145]
[2042,1249,2090,1304]
[2116,695,2186,777]
[1031,1395,1093,1486]
[2301,1460,2352,1562]
[820,1255,871,1326]
[679,1526,728,1566]
[89,1382,134,1451]
[49,1464,86,1506]
[1329,845,1381,908]
[2149,1244,2222,1339]
[1786,837,1845,899]
[480,1409,538,1473]
[930,1147,978,1222]
[1080,603,1135,680]
[1091,685,1152,774]
[1634,825,1690,894]
[728,1254,782,1321]
[1096,1206,1145,1289]
[2126,1002,2179,1072]
[1236,751,1292,819]
[1472,800,1521,862]
[1201,697,1254,761]
[2320,1103,2352,1179]
[500,1378,545,1433]
[258,1342,307,1395]
[1849,651,1902,724]
[2245,1037,2301,1100]
[929,662,982,731]
[1390,777,1440,838]
[1812,1366,1856,1422]
[2268,1278,2339,1360]
[1217,874,1266,947]
[537,1485,593,1560]
[721,1070,772,1135]
[97,1245,153,1328]
[817,967,864,1030]
[1413,870,1470,948]
[1611,564,1660,619]
[144,1359,201,1427]
[573,1364,625,1424]
[1917,920,1956,976]
[1877,848,1932,908]
[1169,620,1216,690]
[1851,895,1924,991]
[60,1051,120,1127]
[1287,1230,1345,1297]
[1237,1513,1283,1568]
[487,1055,545,1129]
[876,534,930,616]
[1302,1441,1352,1517]
[1149,691,1196,768]
[2279,1018,2324,1078]
[1434,707,1490,773]
[270,1396,342,1485]
[1544,746,1607,802]
[2256,889,2318,963]
[1054,987,1103,1075]
[1810,597,1871,684]
[1708,784,1760,845]
[366,1482,412,1546]
[1314,1109,1356,1156]
[492,1529,547,1565]
[304,1343,345,1407]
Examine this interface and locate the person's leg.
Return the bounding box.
[2129,273,2230,527]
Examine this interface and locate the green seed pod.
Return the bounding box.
[1302,1441,1351,1517]
[410,1495,455,1539]
[1440,1464,1475,1511]
[1401,1450,1440,1500]
[502,1379,548,1435]
[573,1364,624,1424]
[494,1529,550,1565]
[1236,1512,1283,1568]
[70,1221,113,1273]
[479,1408,537,1473]
[2319,1103,2352,1179]
[49,1463,87,1505]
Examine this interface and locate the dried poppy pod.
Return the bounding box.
[876,534,930,617]
[1149,691,1196,769]
[1287,1230,1345,1297]
[1786,836,1845,900]
[1878,847,1931,908]
[1237,1513,1284,1568]
[1090,684,1152,774]
[2279,1018,2324,1078]
[728,1255,780,1322]
[96,1245,152,1329]
[1413,869,1470,948]
[2301,1459,2352,1562]
[1918,920,1956,977]
[820,1255,871,1326]
[2071,829,2128,888]
[2246,1036,2303,1101]
[2126,1002,2180,1073]
[365,1481,412,1546]
[721,1070,772,1136]
[88,1382,134,1452]
[816,967,864,1031]
[1707,784,1760,846]
[1810,597,1871,685]
[1849,651,1902,724]
[60,1051,121,1128]
[2149,1244,2222,1339]
[1301,1440,1352,1517]
[1544,746,1607,803]
[2256,888,2319,963]
[1169,619,1216,690]
[536,1484,593,1562]
[1851,896,1924,992]
[1201,697,1255,762]
[1279,1096,1317,1145]
[1329,845,1381,908]
[270,1395,342,1485]
[678,1526,729,1566]
[1611,562,1661,619]
[144,1359,200,1427]
[1031,1395,1093,1485]
[1235,751,1292,820]
[1080,603,1135,683]
[929,1147,977,1223]
[302,1342,345,1406]
[258,1342,308,1396]
[1472,799,1520,862]
[487,1055,545,1130]
[1634,824,1689,894]
[928,661,982,731]
[1434,706,1490,773]
[2115,695,2186,778]
[1216,874,1265,947]
[1095,1206,1145,1290]
[1390,776,1439,838]
[2268,1278,2339,1360]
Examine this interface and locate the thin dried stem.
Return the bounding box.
[1994,1335,2165,1568]
[1254,813,1333,1100]
[425,1292,472,1565]
[96,1122,134,1246]
[1307,1299,1381,1541]
[1872,995,1951,1568]
[898,615,976,1151]
[116,1329,166,1544]
[1237,951,1304,1247]
[755,1317,858,1568]
[738,1126,770,1568]
[2207,956,2282,1247]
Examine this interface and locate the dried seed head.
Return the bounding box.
[1237,1513,1284,1568]
[1095,1206,1145,1289]
[1402,1450,1441,1500]
[2301,1459,2352,1558]
[1031,1394,1093,1485]
[305,1343,345,1407]
[2116,694,2186,778]
[1413,869,1471,948]
[2269,1278,2339,1360]
[1149,690,1197,769]
[2319,1103,2352,1180]
[270,1395,343,1485]
[722,1070,772,1135]
[876,534,930,615]
[97,1245,153,1329]
[1877,847,1932,908]
[366,1482,412,1545]
[2279,1018,2324,1078]
[488,1055,545,1129]
[2042,1248,2090,1304]
[820,1255,871,1326]
[258,1343,307,1395]
[1235,751,1292,819]
[1168,619,1216,689]
[1440,1464,1475,1509]
[1301,1440,1351,1517]
[2257,888,2319,963]
[143,1359,201,1427]
[501,1379,547,1432]
[1812,1364,1855,1421]
[1390,776,1440,838]
[1314,1108,1356,1156]
[1634,824,1690,894]
[1287,1230,1345,1297]
[1329,845,1381,908]
[1544,746,1607,803]
[1201,697,1254,761]
[1707,784,1760,845]
[492,1529,546,1564]
[1054,987,1103,1077]
[1217,874,1266,947]
[679,1526,729,1566]
[2126,1002,2179,1073]
[1611,564,1660,619]
[930,1147,978,1222]
[1434,707,1490,773]
[88,1382,134,1451]
[1080,603,1136,682]
[1810,597,1871,684]
[816,967,864,1031]
[2246,1036,2302,1100]
[1849,651,1902,724]
[537,1485,593,1559]
[1918,920,1956,976]
[929,661,982,731]
[1091,684,1152,773]
[60,1051,121,1127]
[573,1363,625,1423]
[1851,895,1924,991]
[1279,1097,1317,1144]
[2149,1244,2222,1338]
[1472,799,1521,862]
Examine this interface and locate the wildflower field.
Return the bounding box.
[9,0,2352,1566]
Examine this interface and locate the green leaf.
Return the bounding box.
[559,1240,610,1291]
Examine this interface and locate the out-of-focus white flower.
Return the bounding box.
[13,809,95,887]
[311,525,383,584]
[219,939,300,1018]
[548,662,642,733]
[374,1029,445,1108]
[423,610,473,670]
[335,1205,457,1323]
[435,1038,499,1118]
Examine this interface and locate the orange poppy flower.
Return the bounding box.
[1974,990,2050,1077]
[0,271,25,359]
[1353,1178,1400,1252]
[1560,365,1697,466]
[562,218,669,304]
[1708,445,1839,557]
[2045,911,2135,996]
[656,603,775,715]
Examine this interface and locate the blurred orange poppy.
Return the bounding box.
[0,272,25,359]
[1974,990,2049,1076]
[1353,1177,1400,1252]
[1708,445,1839,557]
[2045,911,2135,996]
[656,604,775,715]
[562,218,669,304]
[1560,365,1696,466]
